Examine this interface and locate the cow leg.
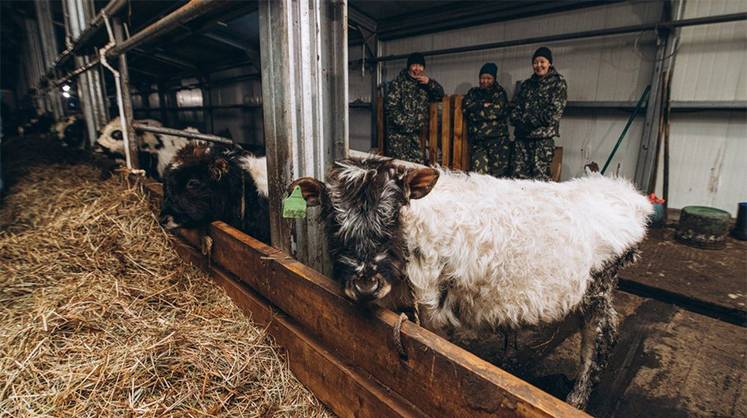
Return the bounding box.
[566,287,618,409]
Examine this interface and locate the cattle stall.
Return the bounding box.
[2,0,745,417]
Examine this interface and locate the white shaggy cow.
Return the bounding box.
[96,118,194,179]
[291,155,653,409]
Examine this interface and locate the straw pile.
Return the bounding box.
[0,138,333,417]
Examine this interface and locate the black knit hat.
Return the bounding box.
[406,52,426,68]
[479,62,497,78]
[532,47,553,64]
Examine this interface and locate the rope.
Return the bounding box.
[201,235,213,269]
[392,313,409,359]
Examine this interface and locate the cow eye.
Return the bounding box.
[186,179,202,190]
[111,130,123,140]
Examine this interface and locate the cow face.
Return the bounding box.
[291,157,438,303]
[160,142,234,230]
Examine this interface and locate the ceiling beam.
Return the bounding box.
[349,5,377,33]
[376,0,618,41]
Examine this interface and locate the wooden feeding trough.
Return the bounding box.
[140,178,586,418]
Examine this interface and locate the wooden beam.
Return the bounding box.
[170,238,426,418]
[452,95,464,170]
[441,96,451,167]
[428,102,438,165]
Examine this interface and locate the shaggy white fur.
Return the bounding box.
[400,171,653,332]
[237,155,269,197]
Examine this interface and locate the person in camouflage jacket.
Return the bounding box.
[510,47,567,181]
[463,62,511,177]
[385,52,445,163]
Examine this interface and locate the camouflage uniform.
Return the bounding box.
[385,69,444,163]
[509,68,567,181]
[463,83,511,177]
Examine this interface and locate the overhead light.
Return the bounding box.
[62,85,71,92]
[62,91,71,98]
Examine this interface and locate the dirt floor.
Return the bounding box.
[0,136,332,417]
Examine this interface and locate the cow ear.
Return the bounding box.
[288,177,325,206]
[209,158,230,180]
[405,167,439,200]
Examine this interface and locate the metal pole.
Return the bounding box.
[106,0,230,60]
[634,0,685,192]
[259,0,347,274]
[374,11,747,63]
[157,83,169,125]
[132,123,233,145]
[34,0,64,119]
[55,0,129,68]
[204,74,215,133]
[111,16,140,169]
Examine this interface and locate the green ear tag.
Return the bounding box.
[282,186,307,219]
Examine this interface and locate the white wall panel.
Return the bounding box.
[654,111,747,216]
[671,0,747,101]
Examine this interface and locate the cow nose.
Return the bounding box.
[354,279,379,297]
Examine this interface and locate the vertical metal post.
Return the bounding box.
[34,0,64,119]
[204,74,215,132]
[63,0,98,144]
[634,0,682,192]
[370,36,380,150]
[112,17,140,169]
[259,0,348,273]
[24,18,48,115]
[157,83,169,125]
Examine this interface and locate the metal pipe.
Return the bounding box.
[106,0,230,59]
[55,0,129,67]
[375,11,747,63]
[52,57,100,86]
[132,123,233,145]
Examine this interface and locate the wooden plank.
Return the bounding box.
[452,96,465,170]
[429,102,439,165]
[169,237,427,418]
[205,221,588,418]
[376,96,385,154]
[551,146,563,182]
[441,96,451,167]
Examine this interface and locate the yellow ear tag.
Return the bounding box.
[282,186,307,219]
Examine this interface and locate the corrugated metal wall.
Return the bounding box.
[357,0,663,180]
[655,0,747,215]
[349,0,745,214]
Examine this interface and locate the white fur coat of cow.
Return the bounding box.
[291,156,653,409]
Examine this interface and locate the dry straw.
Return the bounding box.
[0,138,333,417]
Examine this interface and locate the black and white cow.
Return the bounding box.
[159,142,270,244]
[290,155,653,409]
[96,118,195,180]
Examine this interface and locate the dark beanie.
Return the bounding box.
[407,52,426,68]
[479,62,497,78]
[532,47,553,64]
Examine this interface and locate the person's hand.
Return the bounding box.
[415,74,430,85]
[483,102,491,108]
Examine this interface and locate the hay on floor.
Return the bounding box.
[0,138,333,417]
